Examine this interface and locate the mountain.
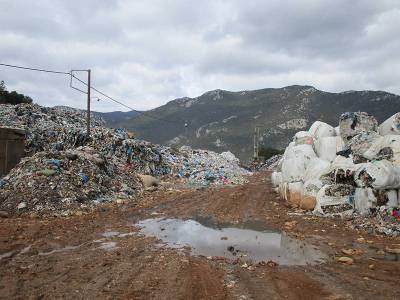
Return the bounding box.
[106,85,400,161]
[94,110,141,128]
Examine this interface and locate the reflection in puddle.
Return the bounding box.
[136,218,327,265]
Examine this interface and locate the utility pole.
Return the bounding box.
[253,126,260,161]
[86,69,91,137]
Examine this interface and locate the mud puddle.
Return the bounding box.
[136,218,327,265]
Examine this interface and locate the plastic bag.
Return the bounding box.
[354,188,376,215]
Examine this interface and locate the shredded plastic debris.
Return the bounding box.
[0,103,250,216]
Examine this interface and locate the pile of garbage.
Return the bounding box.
[174,148,250,185]
[272,112,400,236]
[0,103,250,215]
[251,155,283,171]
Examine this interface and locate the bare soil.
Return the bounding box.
[0,172,399,299]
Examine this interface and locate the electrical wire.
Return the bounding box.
[0,63,70,75]
[0,62,186,125]
[71,74,186,124]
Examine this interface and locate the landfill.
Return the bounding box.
[272,112,400,236]
[0,103,250,216]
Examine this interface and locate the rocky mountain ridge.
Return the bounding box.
[101,85,400,161]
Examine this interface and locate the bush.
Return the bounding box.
[0,80,33,105]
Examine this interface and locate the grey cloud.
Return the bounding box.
[0,0,399,112]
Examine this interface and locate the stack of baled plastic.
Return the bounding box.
[272,112,400,223]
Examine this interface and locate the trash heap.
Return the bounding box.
[272,112,400,236]
[175,148,250,185]
[0,103,250,215]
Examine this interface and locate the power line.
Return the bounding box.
[0,62,185,125]
[0,63,70,75]
[71,74,185,124]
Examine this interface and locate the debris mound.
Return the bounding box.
[0,103,250,215]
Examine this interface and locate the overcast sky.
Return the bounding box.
[1,0,399,112]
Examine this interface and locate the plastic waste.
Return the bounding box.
[355,160,400,189]
[339,112,378,142]
[379,113,400,136]
[308,121,336,140]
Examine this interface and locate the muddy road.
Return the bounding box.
[0,172,399,299]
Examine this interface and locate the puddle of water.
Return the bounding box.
[136,218,327,265]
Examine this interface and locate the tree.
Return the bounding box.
[258,147,284,161]
[0,80,33,105]
[0,80,6,93]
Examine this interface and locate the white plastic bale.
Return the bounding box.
[314,136,344,162]
[294,131,314,146]
[354,188,376,215]
[354,160,400,189]
[347,132,380,159]
[283,144,316,160]
[363,135,400,165]
[283,142,295,160]
[303,179,323,197]
[313,185,352,215]
[379,113,400,136]
[282,158,306,182]
[282,144,316,182]
[308,121,336,140]
[304,157,331,181]
[339,112,378,143]
[330,155,356,173]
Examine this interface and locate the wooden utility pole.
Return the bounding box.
[86,69,91,137]
[253,126,260,161]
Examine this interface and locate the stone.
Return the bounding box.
[17,202,27,209]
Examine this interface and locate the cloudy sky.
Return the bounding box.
[1,0,399,112]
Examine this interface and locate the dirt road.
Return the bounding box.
[0,172,399,299]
